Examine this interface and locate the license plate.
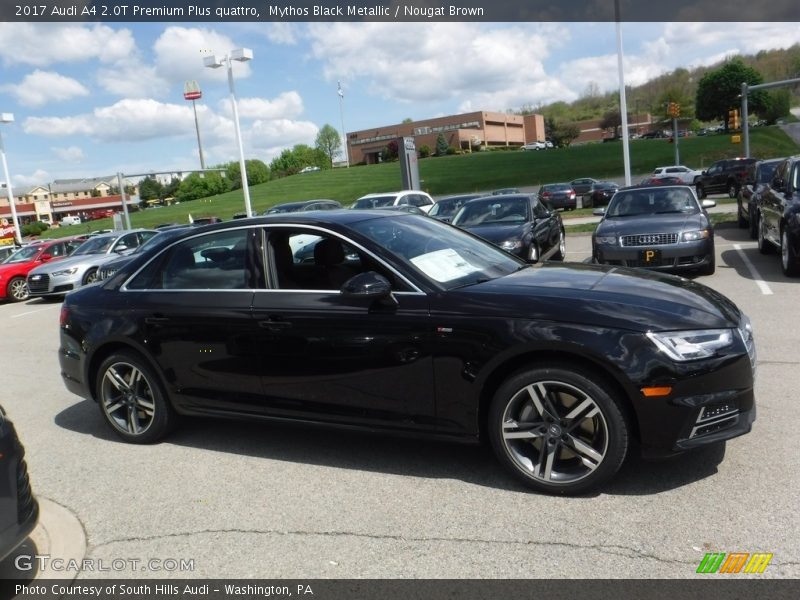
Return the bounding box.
[639,249,661,264]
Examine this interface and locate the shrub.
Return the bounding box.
[418,144,431,158]
[446,146,457,155]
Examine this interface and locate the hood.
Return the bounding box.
[595,213,707,237]
[442,262,740,332]
[27,252,104,274]
[462,223,528,244]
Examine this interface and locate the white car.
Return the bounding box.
[651,165,703,185]
[299,166,321,173]
[521,141,546,151]
[350,190,436,213]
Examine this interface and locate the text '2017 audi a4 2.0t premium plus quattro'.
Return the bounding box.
[58,212,756,495]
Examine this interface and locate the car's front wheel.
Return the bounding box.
[83,268,98,285]
[7,277,29,302]
[96,351,174,443]
[552,231,566,261]
[737,200,747,228]
[758,219,773,254]
[781,229,799,277]
[749,211,759,240]
[488,364,629,495]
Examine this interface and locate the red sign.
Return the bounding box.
[184,80,202,101]
[1,217,16,246]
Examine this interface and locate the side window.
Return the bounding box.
[118,233,140,251]
[65,241,82,255]
[791,164,800,192]
[138,231,157,245]
[531,199,548,219]
[128,229,249,290]
[49,243,65,257]
[266,228,410,292]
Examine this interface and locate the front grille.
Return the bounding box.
[621,233,679,247]
[27,274,50,294]
[625,258,670,268]
[99,267,117,280]
[690,415,739,438]
[15,437,35,524]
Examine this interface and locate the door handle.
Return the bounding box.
[259,318,292,330]
[145,316,170,324]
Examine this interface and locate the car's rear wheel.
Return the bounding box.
[737,201,747,228]
[488,364,628,495]
[781,229,799,277]
[96,351,174,443]
[7,277,29,302]
[83,268,98,285]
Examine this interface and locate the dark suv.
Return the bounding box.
[696,157,757,199]
[738,158,783,239]
[756,155,800,276]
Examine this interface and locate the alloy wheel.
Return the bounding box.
[8,278,29,302]
[100,361,156,436]
[500,380,609,485]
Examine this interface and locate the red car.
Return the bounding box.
[0,238,83,302]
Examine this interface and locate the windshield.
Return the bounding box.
[542,185,570,193]
[452,198,530,227]
[606,188,699,218]
[1,245,40,264]
[429,197,476,218]
[351,196,395,209]
[757,162,779,184]
[350,215,522,290]
[72,236,116,255]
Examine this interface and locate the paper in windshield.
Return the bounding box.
[410,248,480,282]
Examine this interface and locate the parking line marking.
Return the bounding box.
[10,306,60,319]
[734,244,773,296]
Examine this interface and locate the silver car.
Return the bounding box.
[27,229,157,298]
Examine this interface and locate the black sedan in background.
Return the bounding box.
[739,158,783,239]
[451,194,564,263]
[59,211,755,495]
[428,194,484,223]
[592,185,717,275]
[264,199,342,214]
[757,155,800,276]
[537,183,577,210]
[582,181,619,207]
[0,404,38,562]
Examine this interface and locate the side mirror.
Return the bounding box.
[701,199,716,209]
[592,207,606,216]
[114,244,129,254]
[40,253,53,262]
[341,271,397,307]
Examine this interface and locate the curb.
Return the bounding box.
[0,497,86,582]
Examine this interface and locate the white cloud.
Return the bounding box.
[11,169,50,189]
[307,23,572,110]
[265,23,298,45]
[0,23,135,67]
[51,146,85,163]
[226,92,305,120]
[4,70,89,108]
[153,26,253,86]
[96,59,170,98]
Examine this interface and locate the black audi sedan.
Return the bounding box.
[451,194,565,263]
[592,185,717,275]
[58,211,756,495]
[0,404,38,562]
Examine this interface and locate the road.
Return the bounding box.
[0,223,797,579]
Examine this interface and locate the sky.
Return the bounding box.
[1,21,800,191]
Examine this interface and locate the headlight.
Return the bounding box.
[52,267,79,277]
[682,229,710,242]
[500,239,522,250]
[647,329,734,361]
[595,235,617,245]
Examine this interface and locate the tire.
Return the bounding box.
[95,351,175,443]
[699,253,716,276]
[82,268,98,285]
[7,276,29,302]
[749,212,759,240]
[758,218,773,255]
[781,229,800,277]
[487,363,629,495]
[696,184,706,199]
[727,181,738,199]
[528,243,540,263]
[552,230,566,261]
[737,201,747,228]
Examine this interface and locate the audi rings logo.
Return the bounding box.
[638,235,658,245]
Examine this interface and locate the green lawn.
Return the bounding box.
[37,126,796,240]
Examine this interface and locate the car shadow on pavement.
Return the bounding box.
[716,224,796,285]
[55,399,726,497]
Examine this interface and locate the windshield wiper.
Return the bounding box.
[449,277,491,290]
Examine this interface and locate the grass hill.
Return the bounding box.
[41,126,798,238]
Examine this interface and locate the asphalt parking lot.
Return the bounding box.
[0,223,797,579]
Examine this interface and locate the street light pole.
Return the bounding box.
[0,113,23,246]
[614,0,632,186]
[338,81,350,168]
[204,48,253,217]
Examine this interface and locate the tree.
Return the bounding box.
[175,172,227,202]
[162,177,181,200]
[315,124,342,168]
[381,140,398,162]
[551,122,581,147]
[269,145,326,178]
[402,117,413,123]
[600,109,624,138]
[435,133,448,156]
[138,177,163,201]
[761,88,791,124]
[695,58,769,131]
[225,159,270,190]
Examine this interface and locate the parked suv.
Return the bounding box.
[696,157,757,199]
[738,158,783,239]
[756,155,800,276]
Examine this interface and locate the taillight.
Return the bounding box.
[60,305,69,327]
[542,191,551,197]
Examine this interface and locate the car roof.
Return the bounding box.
[271,199,339,210]
[617,184,693,193]
[357,190,421,199]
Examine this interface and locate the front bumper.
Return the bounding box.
[595,238,713,270]
[27,272,81,297]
